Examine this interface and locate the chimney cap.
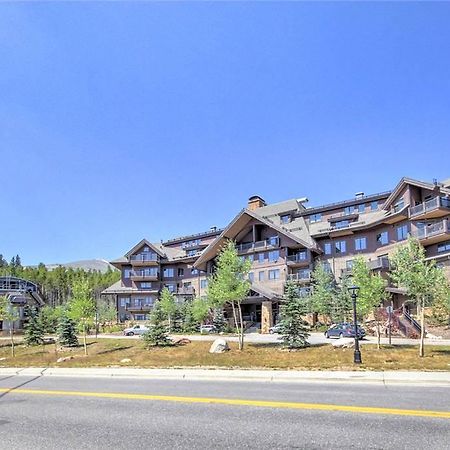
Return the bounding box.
[248,195,266,202]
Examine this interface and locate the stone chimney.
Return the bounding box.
[248,195,266,211]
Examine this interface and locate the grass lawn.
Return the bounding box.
[0,339,449,371]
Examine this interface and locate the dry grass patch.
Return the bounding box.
[0,339,449,371]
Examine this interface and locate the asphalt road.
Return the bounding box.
[0,375,449,449]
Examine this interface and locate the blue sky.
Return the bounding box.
[1,2,450,265]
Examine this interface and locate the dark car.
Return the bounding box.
[325,323,366,339]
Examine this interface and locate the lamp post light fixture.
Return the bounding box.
[348,285,362,364]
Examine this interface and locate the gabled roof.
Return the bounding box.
[249,283,281,301]
[194,208,319,269]
[383,177,450,210]
[125,239,166,258]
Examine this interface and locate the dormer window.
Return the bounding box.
[310,213,322,223]
[280,214,291,224]
[393,198,405,213]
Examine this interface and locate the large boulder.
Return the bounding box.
[331,338,355,349]
[209,338,230,354]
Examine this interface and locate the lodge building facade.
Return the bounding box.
[102,176,450,332]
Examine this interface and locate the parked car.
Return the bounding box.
[324,323,366,339]
[123,325,149,336]
[269,323,283,334]
[200,324,217,334]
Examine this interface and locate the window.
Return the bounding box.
[322,261,331,273]
[346,260,354,270]
[268,250,280,262]
[268,236,279,246]
[298,269,310,279]
[268,269,280,280]
[177,268,184,277]
[248,272,254,282]
[296,250,307,260]
[134,314,147,321]
[393,198,405,212]
[397,224,409,241]
[334,220,349,229]
[247,254,254,262]
[258,271,265,282]
[120,298,130,307]
[144,297,153,305]
[376,231,389,246]
[335,241,346,254]
[324,243,332,255]
[438,241,450,253]
[141,282,152,289]
[344,206,353,215]
[310,213,322,223]
[280,214,291,224]
[191,268,199,275]
[163,268,175,278]
[357,204,365,213]
[355,237,367,251]
[163,284,176,293]
[200,279,208,289]
[123,269,132,278]
[258,253,265,263]
[186,249,197,257]
[371,201,378,211]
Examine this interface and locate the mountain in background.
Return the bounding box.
[44,259,116,273]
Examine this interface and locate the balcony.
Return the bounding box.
[176,286,196,296]
[409,197,450,220]
[236,237,280,254]
[130,254,159,266]
[411,219,450,245]
[368,257,390,271]
[286,253,310,267]
[125,304,153,312]
[130,271,159,281]
[287,272,311,283]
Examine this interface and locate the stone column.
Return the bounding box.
[261,301,273,334]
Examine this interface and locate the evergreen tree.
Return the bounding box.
[57,314,79,347]
[143,302,171,347]
[180,301,197,333]
[280,281,310,349]
[212,307,227,332]
[24,306,45,346]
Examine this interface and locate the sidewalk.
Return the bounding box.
[1,366,449,386]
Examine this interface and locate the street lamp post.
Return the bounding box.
[348,285,362,364]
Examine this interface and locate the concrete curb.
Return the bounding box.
[1,367,449,386]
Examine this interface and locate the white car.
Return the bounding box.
[123,325,149,336]
[200,324,217,334]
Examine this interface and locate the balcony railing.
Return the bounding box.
[176,286,196,295]
[236,237,280,253]
[367,257,390,270]
[286,253,309,263]
[131,270,159,278]
[287,272,311,282]
[130,254,159,262]
[125,304,153,311]
[411,220,449,240]
[410,197,450,217]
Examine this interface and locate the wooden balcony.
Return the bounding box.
[130,255,159,266]
[286,253,310,267]
[130,271,159,282]
[411,219,450,245]
[409,197,450,220]
[287,272,311,283]
[236,237,280,254]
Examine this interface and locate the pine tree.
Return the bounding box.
[181,301,197,333]
[280,281,310,349]
[57,314,79,347]
[24,306,45,346]
[212,307,227,332]
[143,302,171,347]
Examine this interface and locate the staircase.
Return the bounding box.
[245,322,261,333]
[378,306,422,339]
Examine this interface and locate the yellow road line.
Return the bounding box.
[0,387,449,419]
